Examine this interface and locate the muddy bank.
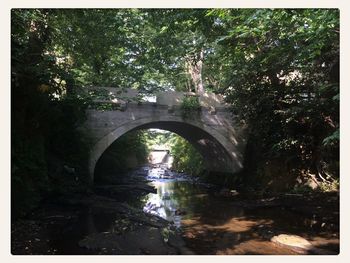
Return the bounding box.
[219,191,339,233]
[11,193,189,255]
[180,191,339,255]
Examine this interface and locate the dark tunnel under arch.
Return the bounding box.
[89,117,243,182]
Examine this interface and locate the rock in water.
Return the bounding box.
[271,234,313,253]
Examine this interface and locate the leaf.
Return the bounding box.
[322,129,339,146]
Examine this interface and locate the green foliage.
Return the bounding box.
[49,9,174,93]
[141,130,205,176]
[142,129,174,149]
[205,9,339,188]
[180,95,201,119]
[322,129,339,146]
[11,9,92,218]
[169,135,204,176]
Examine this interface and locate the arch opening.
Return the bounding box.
[89,119,243,183]
[94,128,207,184]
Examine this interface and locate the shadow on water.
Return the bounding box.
[12,165,339,255]
[138,165,339,255]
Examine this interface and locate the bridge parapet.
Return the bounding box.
[84,87,227,109]
[156,91,226,109]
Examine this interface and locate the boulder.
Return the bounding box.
[271,234,313,253]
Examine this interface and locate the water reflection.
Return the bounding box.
[143,182,183,228]
[143,166,203,228]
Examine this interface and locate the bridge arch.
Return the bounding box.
[88,115,243,182]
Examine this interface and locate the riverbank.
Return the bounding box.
[11,193,189,255]
[181,191,339,255]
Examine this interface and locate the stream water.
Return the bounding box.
[12,165,339,255]
[140,166,339,254]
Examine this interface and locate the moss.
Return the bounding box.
[180,95,201,119]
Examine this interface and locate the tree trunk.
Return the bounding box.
[196,48,204,94]
[186,48,205,94]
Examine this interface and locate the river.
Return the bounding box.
[11,165,339,255]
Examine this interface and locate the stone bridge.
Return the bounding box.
[80,87,247,182]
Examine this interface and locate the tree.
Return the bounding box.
[204,9,339,187]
